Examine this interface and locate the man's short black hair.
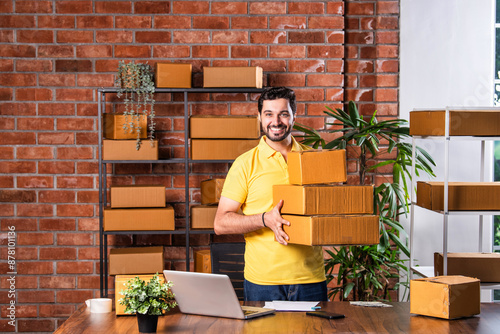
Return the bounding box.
[258,87,296,115]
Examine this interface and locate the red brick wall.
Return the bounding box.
[0,0,399,331]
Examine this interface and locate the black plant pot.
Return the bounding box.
[137,313,159,333]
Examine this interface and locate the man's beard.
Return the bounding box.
[262,124,292,142]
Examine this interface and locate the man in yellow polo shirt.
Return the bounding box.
[214,87,327,301]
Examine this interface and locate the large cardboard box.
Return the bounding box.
[190,115,260,139]
[102,139,158,161]
[115,274,165,315]
[109,246,164,275]
[190,205,218,229]
[410,276,480,319]
[201,179,225,205]
[103,206,175,231]
[191,139,259,160]
[194,249,211,273]
[417,181,500,211]
[282,214,379,246]
[203,66,263,88]
[410,109,500,136]
[434,252,500,282]
[155,63,192,88]
[104,113,147,140]
[110,185,165,208]
[274,184,373,215]
[288,149,347,185]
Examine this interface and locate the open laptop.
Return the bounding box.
[163,270,275,320]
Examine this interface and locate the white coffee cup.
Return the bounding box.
[85,298,112,313]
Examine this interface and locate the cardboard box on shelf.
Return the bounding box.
[281,214,379,246]
[194,249,211,273]
[288,149,347,185]
[115,274,165,315]
[103,206,175,231]
[190,115,260,139]
[203,66,263,88]
[155,63,192,88]
[274,184,373,215]
[191,139,259,160]
[104,113,147,140]
[110,185,165,208]
[102,139,158,161]
[434,252,500,282]
[417,181,500,211]
[109,246,164,275]
[190,205,218,229]
[410,276,480,319]
[410,109,500,136]
[201,179,225,205]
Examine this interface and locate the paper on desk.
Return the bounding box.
[350,301,392,308]
[264,301,319,311]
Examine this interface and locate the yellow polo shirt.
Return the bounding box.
[221,136,326,285]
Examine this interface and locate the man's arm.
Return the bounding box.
[214,196,291,245]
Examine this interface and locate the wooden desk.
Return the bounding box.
[54,302,500,333]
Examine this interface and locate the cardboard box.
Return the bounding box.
[190,115,260,139]
[417,181,500,211]
[281,214,379,246]
[410,109,500,136]
[274,184,373,215]
[104,113,147,140]
[203,66,263,88]
[103,206,175,231]
[410,276,480,319]
[109,246,164,275]
[190,205,218,229]
[434,252,500,282]
[288,149,347,185]
[115,274,165,315]
[155,63,192,88]
[194,249,211,273]
[110,185,165,208]
[102,139,158,161]
[191,139,259,160]
[201,179,225,205]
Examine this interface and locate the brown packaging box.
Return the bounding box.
[417,181,500,211]
[201,179,225,205]
[203,66,263,88]
[194,249,211,273]
[110,185,165,208]
[102,139,158,161]
[274,184,373,215]
[155,63,192,88]
[282,214,379,246]
[410,109,500,136]
[109,246,164,275]
[434,252,500,282]
[410,276,480,319]
[115,274,165,315]
[191,139,259,160]
[190,205,218,229]
[288,149,347,185]
[190,115,260,139]
[103,206,175,231]
[104,113,147,140]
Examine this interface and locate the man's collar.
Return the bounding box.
[259,135,303,158]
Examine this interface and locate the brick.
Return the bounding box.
[38,15,75,28]
[0,132,36,145]
[346,60,374,73]
[40,276,76,289]
[0,88,13,100]
[270,45,305,58]
[136,31,171,43]
[76,45,112,58]
[76,161,98,174]
[16,88,53,101]
[377,31,399,44]
[0,161,36,174]
[17,59,53,72]
[172,1,208,14]
[38,162,74,176]
[18,260,54,274]
[268,73,305,87]
[117,15,152,28]
[17,30,53,43]
[289,59,325,73]
[77,74,114,87]
[56,147,93,160]
[346,2,374,15]
[378,45,398,58]
[0,147,13,158]
[232,16,268,29]
[95,1,131,13]
[77,275,100,289]
[77,218,98,231]
[192,45,228,58]
[57,261,93,274]
[0,15,35,28]
[114,45,150,58]
[0,0,13,12]
[17,290,55,303]
[56,233,93,246]
[0,44,36,58]
[193,16,229,29]
[232,45,266,58]
[250,1,285,14]
[56,1,93,13]
[288,31,324,44]
[327,31,344,44]
[39,304,76,318]
[57,204,94,217]
[0,305,37,318]
[0,59,13,71]
[0,30,13,42]
[75,132,97,146]
[17,146,53,160]
[39,103,75,116]
[78,247,99,260]
[0,176,14,188]
[251,59,286,72]
[40,247,77,260]
[0,205,14,217]
[57,290,93,303]
[77,103,97,116]
[360,46,376,58]
[377,1,399,14]
[375,88,398,102]
[17,176,53,188]
[345,88,374,102]
[16,1,53,13]
[308,16,344,30]
[57,176,94,189]
[38,132,75,145]
[95,30,133,43]
[376,60,398,73]
[0,190,36,203]
[39,190,75,203]
[346,31,374,44]
[77,15,114,28]
[250,31,286,44]
[17,204,54,217]
[57,30,94,43]
[17,117,54,131]
[18,319,55,332]
[0,73,36,86]
[376,16,398,29]
[174,31,210,44]
[360,17,375,30]
[212,1,246,14]
[38,45,74,58]
[289,2,324,14]
[77,191,98,204]
[56,88,94,101]
[40,218,76,231]
[135,1,170,13]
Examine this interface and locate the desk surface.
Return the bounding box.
[54,302,500,334]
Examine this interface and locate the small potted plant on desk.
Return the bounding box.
[119,273,177,333]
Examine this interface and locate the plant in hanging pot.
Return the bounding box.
[119,273,177,333]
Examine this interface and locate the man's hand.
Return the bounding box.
[263,200,290,246]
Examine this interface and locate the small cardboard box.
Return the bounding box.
[109,246,164,275]
[190,115,260,139]
[201,179,225,205]
[103,206,175,231]
[104,113,147,140]
[190,205,218,229]
[203,66,263,88]
[110,185,165,208]
[288,149,347,185]
[410,276,480,319]
[410,109,500,136]
[191,139,259,160]
[434,252,500,282]
[194,249,211,273]
[282,214,379,246]
[155,63,192,88]
[115,274,165,315]
[417,181,500,211]
[102,139,158,161]
[274,184,373,215]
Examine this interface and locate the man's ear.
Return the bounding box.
[257,112,261,122]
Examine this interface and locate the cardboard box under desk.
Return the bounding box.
[104,113,147,140]
[434,252,500,282]
[109,246,164,275]
[115,274,165,316]
[194,249,211,273]
[201,179,225,205]
[288,149,347,185]
[155,63,192,88]
[190,205,218,229]
[417,181,500,211]
[103,206,175,231]
[274,184,373,215]
[110,185,165,208]
[282,214,379,246]
[102,139,158,161]
[203,66,263,88]
[410,276,480,319]
[190,115,260,139]
[191,139,259,160]
[410,109,500,136]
